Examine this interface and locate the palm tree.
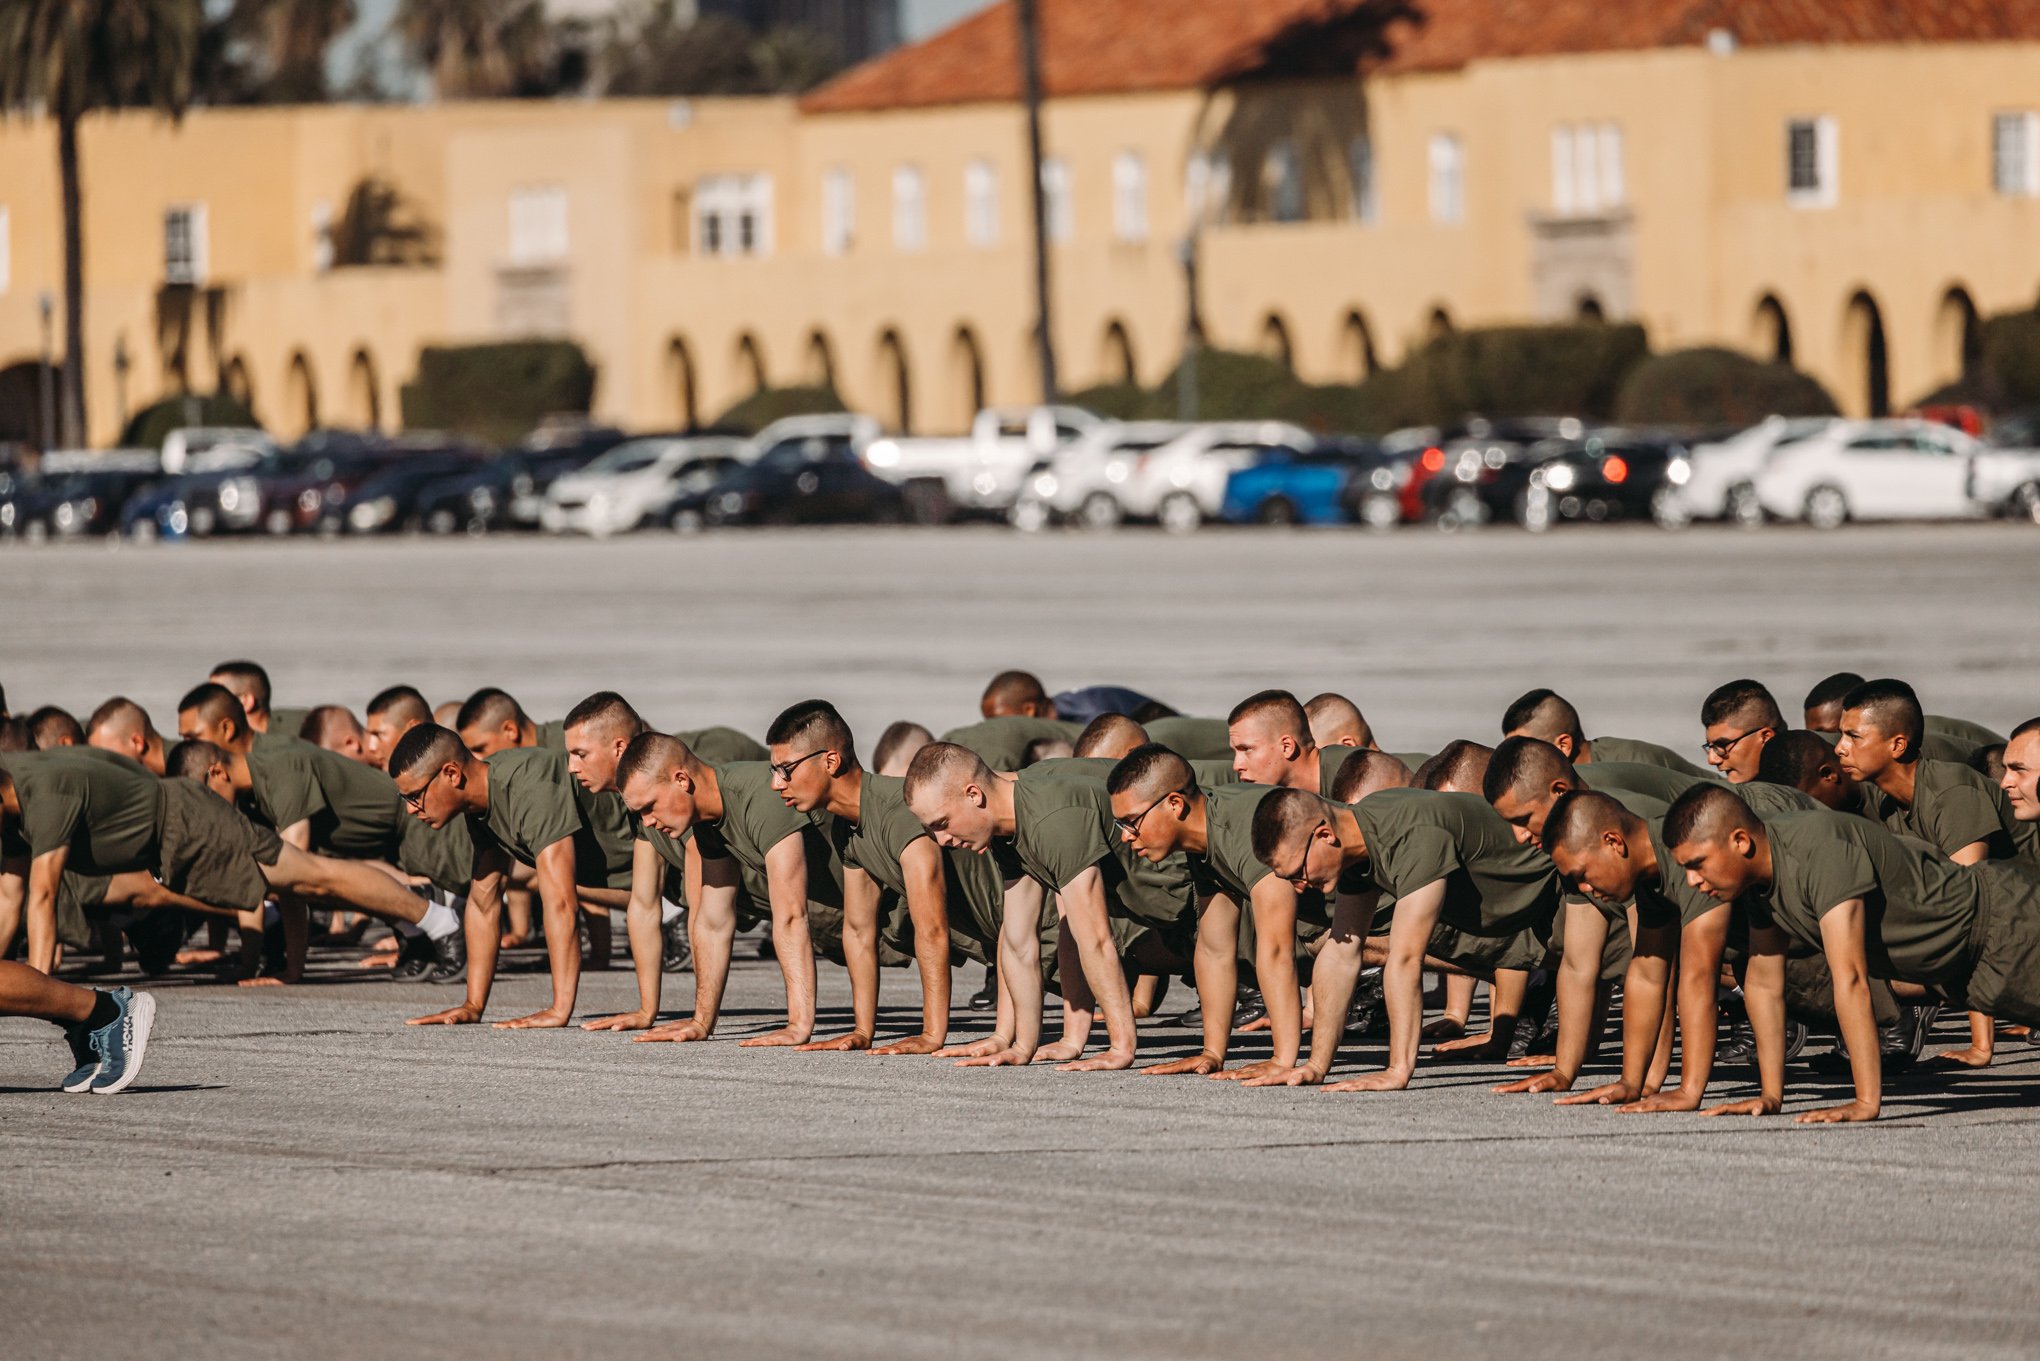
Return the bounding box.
[232,0,359,103]
[394,0,549,100]
[0,0,201,449]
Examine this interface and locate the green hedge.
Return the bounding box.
[708,385,846,435]
[399,340,596,448]
[1976,307,2040,409]
[1062,382,1153,421]
[121,393,260,451]
[1613,347,1838,427]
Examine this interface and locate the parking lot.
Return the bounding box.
[6,524,2040,1360]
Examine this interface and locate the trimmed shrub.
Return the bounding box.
[709,384,846,435]
[1613,347,1839,427]
[1976,307,2040,409]
[399,340,596,447]
[1154,348,1308,421]
[122,392,260,451]
[1397,323,1649,426]
[1063,382,1155,421]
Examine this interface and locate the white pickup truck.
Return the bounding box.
[863,405,1100,523]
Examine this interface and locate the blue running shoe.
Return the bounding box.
[86,987,157,1095]
[60,1019,102,1093]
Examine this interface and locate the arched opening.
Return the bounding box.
[1933,286,1982,390]
[668,338,698,429]
[0,360,62,449]
[221,354,255,413]
[949,327,984,427]
[1100,320,1137,386]
[875,329,912,434]
[1752,293,1793,365]
[803,331,836,390]
[1575,293,1606,323]
[1260,312,1294,372]
[347,349,381,430]
[1841,290,1890,417]
[1426,306,1455,344]
[284,352,318,433]
[1339,310,1377,379]
[733,334,767,396]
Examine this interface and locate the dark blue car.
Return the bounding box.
[1221,437,1405,527]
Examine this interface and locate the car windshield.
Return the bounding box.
[582,441,674,475]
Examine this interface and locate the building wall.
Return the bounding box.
[4,40,2039,449]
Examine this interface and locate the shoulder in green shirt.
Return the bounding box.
[1588,736,1711,779]
[939,717,1085,772]
[474,746,634,888]
[1349,789,1559,942]
[246,735,407,860]
[1757,809,1982,985]
[1875,758,2040,864]
[679,726,767,764]
[697,762,844,909]
[2,748,160,875]
[1144,716,1232,761]
[1197,783,1276,900]
[1583,760,1709,805]
[1009,763,1192,928]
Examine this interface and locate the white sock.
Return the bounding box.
[660,899,684,925]
[394,920,424,938]
[419,901,462,940]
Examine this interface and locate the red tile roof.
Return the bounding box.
[802,0,2040,113]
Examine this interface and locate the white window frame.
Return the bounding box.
[1993,111,2040,198]
[508,185,569,266]
[1111,151,1148,242]
[1551,126,1577,215]
[165,202,209,285]
[1349,136,1377,224]
[1266,140,1303,223]
[821,167,854,256]
[1786,116,1838,208]
[1598,123,1626,208]
[0,205,10,295]
[1041,156,1072,242]
[892,164,926,253]
[964,159,999,248]
[693,174,773,259]
[1428,133,1464,225]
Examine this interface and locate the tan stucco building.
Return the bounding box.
[3,0,2039,448]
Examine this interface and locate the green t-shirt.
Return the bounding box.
[534,719,567,750]
[1193,783,1277,901]
[1925,714,2005,759]
[1189,758,1239,788]
[1583,760,1709,805]
[1588,736,1712,778]
[245,735,404,858]
[470,746,634,889]
[1144,716,1232,761]
[679,726,767,764]
[1316,745,1355,799]
[0,748,160,874]
[1347,789,1559,943]
[270,707,313,740]
[693,761,843,910]
[1736,780,1823,818]
[1009,762,1193,930]
[940,717,1085,772]
[839,771,1009,951]
[1633,818,1731,931]
[1752,810,1982,985]
[1874,758,2040,865]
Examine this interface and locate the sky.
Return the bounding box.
[330,0,1000,92]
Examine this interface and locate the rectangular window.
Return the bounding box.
[1786,116,1837,207]
[508,185,568,265]
[1349,136,1376,223]
[0,205,10,295]
[1598,123,1626,207]
[692,175,772,258]
[1112,151,1148,241]
[821,167,854,256]
[1266,140,1303,223]
[1994,111,2040,198]
[164,203,209,284]
[1551,126,1576,215]
[1041,156,1072,242]
[892,164,926,252]
[1428,133,1464,225]
[965,159,998,247]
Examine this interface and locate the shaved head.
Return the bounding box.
[300,705,371,763]
[1304,692,1371,748]
[872,720,933,777]
[1540,789,1654,904]
[1229,689,1311,743]
[456,687,528,734]
[902,741,993,806]
[1840,678,1924,760]
[565,691,647,743]
[1482,736,1577,803]
[365,686,432,771]
[367,685,431,724]
[766,699,857,764]
[1415,739,1494,794]
[1701,679,1785,731]
[1075,713,1148,760]
[1327,748,1413,803]
[1663,782,1761,855]
[208,659,273,720]
[981,670,1054,719]
[178,682,250,748]
[1105,743,1193,801]
[1501,689,1583,747]
[1249,786,1334,867]
[1802,671,1866,730]
[29,705,84,749]
[387,722,471,782]
[615,731,697,792]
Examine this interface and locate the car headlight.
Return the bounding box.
[348,496,395,529]
[1543,463,1577,492]
[298,488,323,511]
[219,476,259,515]
[1032,473,1059,497]
[1667,457,1692,486]
[54,502,78,529]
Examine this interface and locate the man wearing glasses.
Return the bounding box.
[1502,688,1710,777]
[389,724,634,1029]
[1243,786,1559,1093]
[765,699,1047,1057]
[1697,680,1788,783]
[1106,744,1312,1081]
[902,742,1194,1071]
[609,731,846,1050]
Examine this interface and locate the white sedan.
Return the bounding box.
[542,435,745,536]
[1678,416,1837,525]
[1752,418,2035,529]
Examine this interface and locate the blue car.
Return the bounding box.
[1221,437,1404,527]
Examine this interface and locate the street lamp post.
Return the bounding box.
[1017,0,1058,405]
[112,337,131,437]
[37,292,57,453]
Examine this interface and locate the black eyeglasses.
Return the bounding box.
[769,749,829,782]
[398,779,432,810]
[1276,821,1328,884]
[1701,728,1762,759]
[1112,785,1185,838]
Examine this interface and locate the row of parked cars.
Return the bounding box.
[6,405,2040,545]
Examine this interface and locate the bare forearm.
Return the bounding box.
[770,902,817,1037]
[626,893,663,1018]
[1304,936,1363,1076]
